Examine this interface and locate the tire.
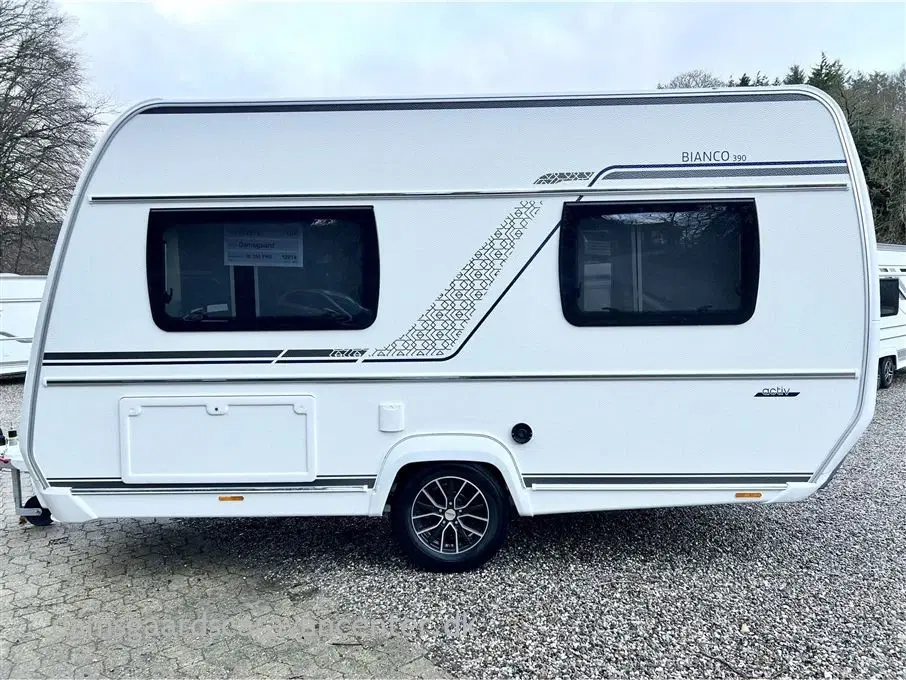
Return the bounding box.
[24,496,52,526]
[879,357,895,389]
[391,463,509,572]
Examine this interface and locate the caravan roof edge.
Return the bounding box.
[136,86,825,115]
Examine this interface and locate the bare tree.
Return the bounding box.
[0,0,105,274]
[657,69,725,90]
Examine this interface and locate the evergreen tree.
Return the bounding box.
[783,65,806,84]
[807,52,847,96]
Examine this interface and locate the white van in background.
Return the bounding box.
[876,243,906,388]
[0,274,46,378]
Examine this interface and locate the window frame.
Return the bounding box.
[880,277,900,318]
[558,198,760,327]
[146,206,380,333]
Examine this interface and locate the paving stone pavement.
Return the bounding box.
[0,473,448,679]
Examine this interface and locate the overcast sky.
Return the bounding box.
[58,1,906,114]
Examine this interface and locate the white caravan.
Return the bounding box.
[2,86,877,571]
[876,243,906,388]
[0,275,46,378]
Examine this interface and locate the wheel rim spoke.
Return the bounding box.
[438,523,446,553]
[458,520,483,537]
[456,489,480,511]
[420,488,444,510]
[416,517,444,535]
[452,479,467,508]
[458,512,489,523]
[410,476,490,556]
[434,480,449,506]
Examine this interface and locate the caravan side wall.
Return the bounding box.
[0,275,46,378]
[877,244,906,375]
[20,87,877,521]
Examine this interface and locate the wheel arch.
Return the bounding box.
[368,433,532,517]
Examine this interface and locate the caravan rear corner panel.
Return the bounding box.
[13,85,878,571]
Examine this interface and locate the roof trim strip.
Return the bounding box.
[141,92,812,115]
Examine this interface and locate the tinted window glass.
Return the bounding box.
[880,278,900,317]
[147,208,379,332]
[559,200,759,326]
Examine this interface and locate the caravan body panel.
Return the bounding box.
[18,87,877,522]
[877,243,906,373]
[0,275,45,378]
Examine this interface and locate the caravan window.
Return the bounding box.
[880,278,900,317]
[146,207,379,332]
[559,200,759,326]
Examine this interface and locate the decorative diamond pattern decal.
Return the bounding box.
[371,200,543,358]
[533,171,593,185]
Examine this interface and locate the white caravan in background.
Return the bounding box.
[876,243,906,389]
[1,86,878,571]
[0,275,46,378]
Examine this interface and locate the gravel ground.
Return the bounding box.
[2,377,906,678]
[0,380,24,436]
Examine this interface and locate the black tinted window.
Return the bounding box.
[880,278,900,317]
[147,208,379,332]
[559,200,759,326]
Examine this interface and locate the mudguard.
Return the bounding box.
[368,433,532,516]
